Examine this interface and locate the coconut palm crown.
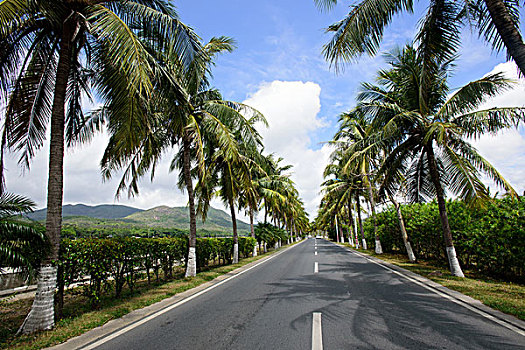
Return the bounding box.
[316,0,525,76]
[354,45,525,276]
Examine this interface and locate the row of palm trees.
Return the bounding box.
[0,0,308,334]
[316,0,525,277]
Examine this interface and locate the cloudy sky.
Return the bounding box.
[4,1,525,222]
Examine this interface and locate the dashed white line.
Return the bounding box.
[312,312,323,350]
[314,262,319,273]
[315,251,318,256]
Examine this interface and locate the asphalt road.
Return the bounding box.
[90,238,525,350]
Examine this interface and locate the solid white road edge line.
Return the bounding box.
[79,240,306,349]
[341,245,525,337]
[312,312,323,350]
[314,262,319,273]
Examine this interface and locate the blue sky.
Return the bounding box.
[175,0,515,142]
[5,1,525,219]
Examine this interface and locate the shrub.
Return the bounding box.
[57,236,258,306]
[364,197,525,281]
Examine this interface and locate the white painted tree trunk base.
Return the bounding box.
[341,236,345,243]
[375,239,383,254]
[405,242,417,262]
[185,247,197,277]
[349,238,354,247]
[362,239,368,250]
[253,245,258,257]
[278,239,282,248]
[19,265,57,334]
[233,243,239,264]
[274,242,279,250]
[446,246,465,277]
[264,242,267,253]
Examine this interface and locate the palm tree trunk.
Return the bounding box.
[229,198,239,263]
[356,195,367,250]
[19,19,74,334]
[250,206,257,257]
[426,145,464,277]
[484,0,525,76]
[347,201,355,247]
[366,176,382,254]
[335,215,340,242]
[183,132,197,278]
[388,193,416,262]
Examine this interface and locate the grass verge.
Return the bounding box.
[0,248,283,350]
[343,245,525,321]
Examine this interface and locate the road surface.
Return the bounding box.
[86,238,525,350]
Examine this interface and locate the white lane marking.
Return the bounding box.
[315,251,318,256]
[79,241,306,349]
[341,245,525,337]
[314,262,319,273]
[312,312,323,350]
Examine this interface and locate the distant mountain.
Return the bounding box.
[27,203,250,234]
[124,206,250,233]
[26,204,143,221]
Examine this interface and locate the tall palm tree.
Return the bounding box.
[102,36,266,276]
[197,112,265,263]
[237,153,291,255]
[316,0,525,75]
[0,0,198,333]
[322,149,363,246]
[356,45,524,276]
[333,112,384,253]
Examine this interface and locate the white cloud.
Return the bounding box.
[244,80,330,218]
[471,61,525,195]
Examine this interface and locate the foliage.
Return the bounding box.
[57,236,257,306]
[364,197,525,281]
[0,193,48,277]
[254,223,288,245]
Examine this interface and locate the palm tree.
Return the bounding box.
[0,193,47,275]
[321,150,361,246]
[0,0,199,333]
[356,45,524,276]
[102,36,266,276]
[197,113,265,263]
[333,112,384,253]
[316,0,525,75]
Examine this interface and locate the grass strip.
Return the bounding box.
[0,248,284,350]
[343,245,525,321]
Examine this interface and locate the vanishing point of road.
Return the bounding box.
[71,238,525,350]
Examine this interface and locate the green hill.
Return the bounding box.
[26,204,142,221]
[124,206,250,233]
[27,204,249,235]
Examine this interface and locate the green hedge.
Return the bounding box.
[364,197,525,281]
[58,236,256,306]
